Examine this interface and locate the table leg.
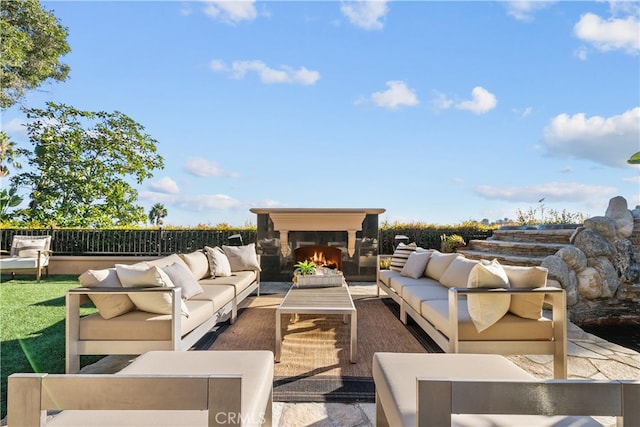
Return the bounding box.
[350,310,357,363]
[275,308,282,362]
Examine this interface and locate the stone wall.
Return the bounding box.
[541,196,640,323]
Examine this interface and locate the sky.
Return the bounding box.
[3,0,640,227]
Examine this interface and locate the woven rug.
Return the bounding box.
[197,294,442,402]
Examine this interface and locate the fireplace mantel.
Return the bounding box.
[249,208,385,257]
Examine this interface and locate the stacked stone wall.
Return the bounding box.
[540,196,640,323]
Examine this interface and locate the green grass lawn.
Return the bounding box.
[0,274,100,420]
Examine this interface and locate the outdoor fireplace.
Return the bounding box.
[294,245,342,270]
[250,208,385,281]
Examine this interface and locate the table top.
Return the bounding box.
[278,285,355,311]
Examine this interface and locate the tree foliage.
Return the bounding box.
[148,203,167,226]
[12,102,164,227]
[0,0,71,108]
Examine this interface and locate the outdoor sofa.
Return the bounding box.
[377,244,567,379]
[8,350,274,426]
[66,245,261,373]
[373,352,640,427]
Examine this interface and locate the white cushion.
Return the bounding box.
[179,250,210,280]
[504,265,548,319]
[400,251,431,279]
[424,252,460,281]
[161,262,204,300]
[115,264,189,316]
[222,243,261,272]
[389,243,417,272]
[438,256,480,288]
[78,268,135,320]
[204,246,232,277]
[466,259,511,332]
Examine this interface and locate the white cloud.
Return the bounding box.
[203,0,257,25]
[341,1,388,30]
[430,92,454,112]
[623,175,640,184]
[184,157,229,177]
[149,176,179,194]
[456,86,497,115]
[474,182,617,203]
[2,118,25,134]
[370,80,419,109]
[504,1,555,21]
[210,60,320,85]
[542,107,640,168]
[139,191,243,212]
[574,12,640,54]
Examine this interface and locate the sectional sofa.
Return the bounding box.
[377,243,567,379]
[66,245,261,373]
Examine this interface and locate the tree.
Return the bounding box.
[628,152,640,165]
[1,0,71,109]
[13,102,164,227]
[148,203,167,226]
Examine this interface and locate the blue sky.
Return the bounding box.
[3,0,640,227]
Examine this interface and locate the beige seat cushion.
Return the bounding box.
[79,300,214,340]
[388,275,439,296]
[378,269,401,287]
[419,299,553,341]
[198,270,257,296]
[189,284,236,312]
[401,283,450,313]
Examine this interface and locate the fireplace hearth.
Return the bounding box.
[250,208,385,281]
[294,245,342,270]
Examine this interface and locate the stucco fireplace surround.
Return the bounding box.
[250,208,385,282]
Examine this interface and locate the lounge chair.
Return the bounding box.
[0,235,52,282]
[8,350,274,427]
[373,352,640,426]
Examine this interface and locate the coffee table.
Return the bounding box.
[275,285,357,363]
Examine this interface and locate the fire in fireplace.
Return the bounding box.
[294,245,342,271]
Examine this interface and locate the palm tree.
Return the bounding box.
[148,203,167,226]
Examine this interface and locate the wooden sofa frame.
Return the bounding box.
[66,279,259,373]
[8,372,264,427]
[377,255,568,379]
[413,378,640,427]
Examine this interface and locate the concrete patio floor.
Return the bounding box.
[76,282,640,427]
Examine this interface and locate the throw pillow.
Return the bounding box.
[503,265,548,319]
[179,250,210,280]
[222,244,262,272]
[424,252,460,281]
[204,246,232,277]
[115,264,189,317]
[161,262,204,300]
[389,243,417,272]
[466,259,511,332]
[438,256,480,288]
[400,251,431,279]
[15,238,48,258]
[78,268,135,320]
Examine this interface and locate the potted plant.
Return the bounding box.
[440,233,466,253]
[293,260,316,286]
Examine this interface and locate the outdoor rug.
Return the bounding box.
[197,294,442,403]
